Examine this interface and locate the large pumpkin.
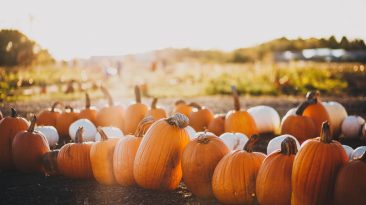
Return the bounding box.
[146,98,166,120]
[292,122,348,205]
[79,92,97,125]
[55,105,79,141]
[124,85,148,134]
[0,108,29,170]
[281,101,317,143]
[134,113,190,190]
[225,86,258,137]
[188,102,214,132]
[182,133,229,198]
[57,127,93,179]
[256,137,298,205]
[90,128,119,185]
[37,101,63,126]
[173,100,192,117]
[334,152,366,205]
[212,135,266,204]
[207,114,225,136]
[12,116,50,173]
[113,117,155,186]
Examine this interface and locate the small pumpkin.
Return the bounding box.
[35,126,59,148]
[146,98,166,120]
[12,116,50,173]
[188,102,214,132]
[173,100,192,117]
[57,127,93,179]
[79,92,97,125]
[248,105,280,134]
[0,108,29,170]
[342,145,354,160]
[69,119,97,142]
[212,135,266,204]
[322,101,348,138]
[55,105,79,141]
[292,121,348,205]
[124,85,148,134]
[134,113,190,190]
[95,126,124,142]
[266,134,300,155]
[113,117,155,186]
[182,132,229,198]
[341,115,365,139]
[351,146,366,160]
[42,149,59,176]
[256,137,298,205]
[207,114,225,136]
[225,86,258,136]
[219,132,249,150]
[37,101,63,126]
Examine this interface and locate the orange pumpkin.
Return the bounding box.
[113,117,155,186]
[37,101,63,126]
[145,98,166,120]
[79,92,97,125]
[134,113,190,190]
[188,102,214,132]
[207,114,225,136]
[124,85,148,134]
[281,101,317,143]
[182,133,229,198]
[55,105,79,142]
[173,100,192,117]
[256,137,298,205]
[292,122,348,205]
[212,135,265,204]
[0,108,29,170]
[57,127,93,179]
[96,86,124,132]
[225,86,258,137]
[12,116,50,173]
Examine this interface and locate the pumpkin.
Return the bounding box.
[248,105,280,134]
[113,117,155,186]
[207,114,225,136]
[57,127,93,179]
[212,135,266,204]
[96,86,124,132]
[124,85,148,134]
[334,152,366,205]
[256,137,298,205]
[55,105,79,141]
[173,100,192,117]
[79,92,97,125]
[219,132,249,150]
[42,149,59,176]
[302,91,331,136]
[134,113,190,190]
[225,86,258,136]
[185,126,197,140]
[280,101,317,143]
[95,126,124,142]
[146,98,166,120]
[37,101,63,126]
[351,146,366,160]
[0,108,29,170]
[90,128,119,185]
[69,119,97,142]
[342,145,354,160]
[12,116,50,173]
[292,121,348,205]
[182,133,229,198]
[341,115,365,139]
[267,134,300,155]
[188,102,214,132]
[323,101,348,138]
[35,126,59,148]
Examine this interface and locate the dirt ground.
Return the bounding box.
[0,95,365,205]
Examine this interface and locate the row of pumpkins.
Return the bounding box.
[0,86,365,205]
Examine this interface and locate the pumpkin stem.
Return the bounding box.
[280,137,298,155]
[51,101,63,112]
[188,102,202,110]
[97,127,108,141]
[231,85,241,111]
[197,132,210,144]
[135,116,155,138]
[244,135,261,153]
[64,105,74,113]
[175,99,186,106]
[151,98,158,109]
[306,90,320,103]
[166,113,189,128]
[28,115,36,132]
[135,85,141,103]
[85,92,91,109]
[320,121,332,143]
[100,86,114,106]
[75,127,84,143]
[295,100,313,116]
[11,107,17,117]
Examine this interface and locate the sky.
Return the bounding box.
[1,0,365,60]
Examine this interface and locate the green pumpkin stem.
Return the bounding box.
[75,127,84,143]
[51,101,63,112]
[28,115,36,132]
[97,127,108,141]
[188,102,202,110]
[100,86,114,106]
[244,135,261,153]
[85,92,91,109]
[320,121,332,143]
[135,85,141,103]
[151,98,158,109]
[166,113,189,128]
[280,137,298,155]
[231,85,241,111]
[11,107,17,117]
[135,116,155,138]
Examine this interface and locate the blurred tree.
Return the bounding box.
[328,36,339,49]
[340,36,350,50]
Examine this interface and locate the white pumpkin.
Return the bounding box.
[341,115,365,138]
[35,126,59,147]
[342,145,354,160]
[322,101,348,137]
[185,126,197,140]
[267,134,301,155]
[351,146,366,160]
[95,126,124,141]
[219,132,249,150]
[248,105,281,134]
[69,119,97,142]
